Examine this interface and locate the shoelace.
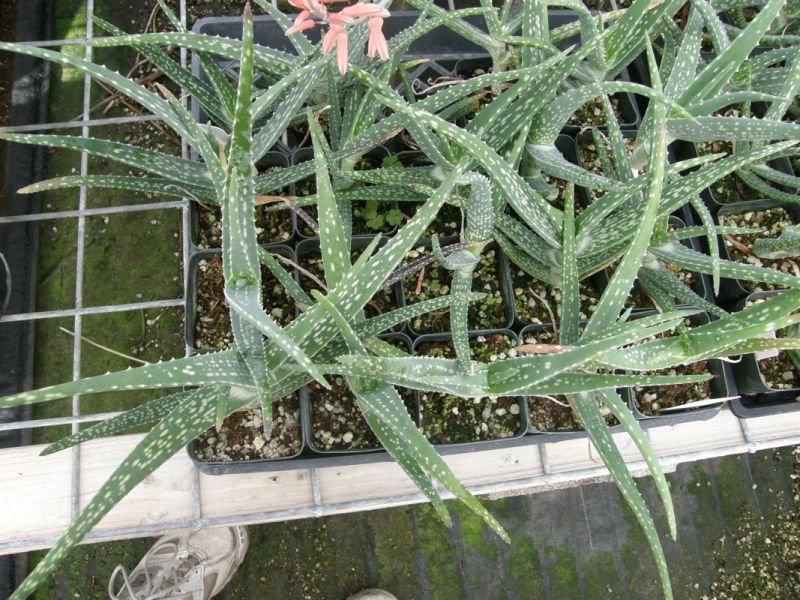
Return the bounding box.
[108,542,204,600]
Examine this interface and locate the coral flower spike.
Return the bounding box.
[286,9,315,35]
[336,31,350,75]
[367,16,389,61]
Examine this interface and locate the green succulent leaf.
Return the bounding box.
[9,385,235,600]
[40,390,191,456]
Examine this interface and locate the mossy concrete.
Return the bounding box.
[26,447,798,599]
[30,0,185,445]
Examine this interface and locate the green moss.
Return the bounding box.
[582,550,621,600]
[714,454,756,527]
[543,544,581,599]
[618,489,661,598]
[454,501,499,564]
[414,504,462,599]
[368,507,418,600]
[505,531,545,598]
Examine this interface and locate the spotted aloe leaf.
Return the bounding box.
[691,0,730,53]
[220,6,278,416]
[678,0,785,104]
[560,185,580,345]
[0,41,201,141]
[347,67,562,248]
[585,40,667,338]
[93,14,230,127]
[736,169,800,204]
[688,194,721,295]
[0,351,251,409]
[254,160,315,194]
[308,109,350,289]
[252,66,320,161]
[574,153,723,239]
[39,389,192,456]
[597,388,677,539]
[666,117,800,142]
[86,31,298,76]
[571,391,674,600]
[487,311,695,395]
[651,241,800,292]
[18,175,214,202]
[342,65,549,157]
[527,144,621,191]
[331,357,711,397]
[258,248,313,309]
[495,231,557,285]
[9,385,234,600]
[601,290,800,370]
[750,164,800,190]
[0,133,211,189]
[313,290,509,540]
[354,293,485,340]
[638,266,726,318]
[400,0,501,55]
[662,6,703,101]
[531,82,691,144]
[262,170,461,372]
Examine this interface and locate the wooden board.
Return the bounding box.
[1,406,798,555]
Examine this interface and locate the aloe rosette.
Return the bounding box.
[2,1,800,599]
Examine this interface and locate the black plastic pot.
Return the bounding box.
[518,324,625,436]
[190,151,292,251]
[185,244,298,351]
[301,332,419,455]
[730,291,800,417]
[713,198,800,307]
[679,139,797,208]
[188,391,306,474]
[294,236,405,332]
[413,329,529,447]
[291,146,394,239]
[624,312,733,421]
[621,215,712,315]
[401,237,515,336]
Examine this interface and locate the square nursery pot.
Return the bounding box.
[291,146,395,239]
[730,290,800,418]
[616,215,712,315]
[188,390,306,474]
[190,151,293,251]
[714,199,800,307]
[559,70,641,134]
[679,136,796,208]
[624,311,733,423]
[519,324,624,436]
[295,235,406,331]
[301,333,419,455]
[186,244,299,352]
[575,130,690,224]
[401,237,515,336]
[413,330,529,447]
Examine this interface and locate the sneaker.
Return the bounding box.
[346,590,399,600]
[109,526,249,600]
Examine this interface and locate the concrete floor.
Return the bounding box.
[23,445,800,599]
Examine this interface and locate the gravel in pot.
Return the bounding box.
[415,332,526,444]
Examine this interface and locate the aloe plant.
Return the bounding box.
[3,1,800,598]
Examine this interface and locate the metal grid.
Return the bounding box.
[0,0,193,523]
[0,0,353,544]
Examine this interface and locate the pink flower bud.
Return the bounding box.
[336,31,350,74]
